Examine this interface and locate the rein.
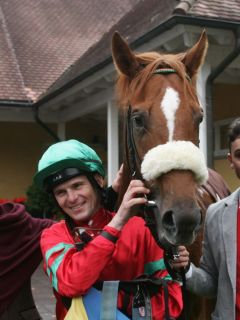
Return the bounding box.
[125,67,189,320]
[126,105,172,247]
[126,105,142,180]
[126,104,159,235]
[126,104,176,320]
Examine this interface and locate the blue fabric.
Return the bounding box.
[83,287,130,320]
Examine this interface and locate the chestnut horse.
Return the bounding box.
[111,31,230,320]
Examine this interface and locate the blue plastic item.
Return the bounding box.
[83,287,130,320]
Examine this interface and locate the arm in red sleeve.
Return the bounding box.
[40,222,121,297]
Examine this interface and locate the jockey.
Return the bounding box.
[35,139,183,320]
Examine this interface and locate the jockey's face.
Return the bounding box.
[53,174,104,223]
[228,137,240,180]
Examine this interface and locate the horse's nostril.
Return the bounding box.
[162,210,176,231]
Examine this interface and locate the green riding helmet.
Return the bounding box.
[34,139,105,190]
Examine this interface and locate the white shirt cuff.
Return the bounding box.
[185,264,193,279]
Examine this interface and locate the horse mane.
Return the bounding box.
[115,51,192,107]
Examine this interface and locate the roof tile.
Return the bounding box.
[0,0,139,102]
[190,0,240,21]
[0,0,240,103]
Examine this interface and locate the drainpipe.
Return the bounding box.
[32,105,60,142]
[173,0,196,15]
[206,26,240,167]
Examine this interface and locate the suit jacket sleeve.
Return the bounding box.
[186,203,218,298]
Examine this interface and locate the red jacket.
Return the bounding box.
[40,208,182,319]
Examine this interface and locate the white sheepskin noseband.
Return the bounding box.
[141,141,208,184]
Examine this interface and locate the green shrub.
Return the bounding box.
[25,183,62,220]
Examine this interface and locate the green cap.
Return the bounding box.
[34,139,105,188]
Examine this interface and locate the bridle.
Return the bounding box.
[125,68,182,248]
[126,68,179,178]
[126,105,142,180]
[126,104,184,257]
[125,68,189,320]
[126,102,187,320]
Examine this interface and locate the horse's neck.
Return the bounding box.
[201,168,231,202]
[195,167,231,226]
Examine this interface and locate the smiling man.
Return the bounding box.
[35,139,183,320]
[53,174,103,223]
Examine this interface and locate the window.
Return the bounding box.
[214,118,235,158]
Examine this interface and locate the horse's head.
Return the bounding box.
[112,31,209,247]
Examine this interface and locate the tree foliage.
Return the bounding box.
[25,182,62,220]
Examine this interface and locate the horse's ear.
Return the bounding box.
[112,31,140,78]
[181,30,208,79]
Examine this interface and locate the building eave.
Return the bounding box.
[35,15,240,110]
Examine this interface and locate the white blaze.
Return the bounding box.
[161,87,180,141]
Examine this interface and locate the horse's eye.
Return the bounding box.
[132,113,145,128]
[197,111,203,124]
[199,107,204,123]
[194,109,203,125]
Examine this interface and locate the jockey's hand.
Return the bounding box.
[108,179,149,230]
[169,246,190,271]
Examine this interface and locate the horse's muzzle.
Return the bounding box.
[160,205,202,246]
